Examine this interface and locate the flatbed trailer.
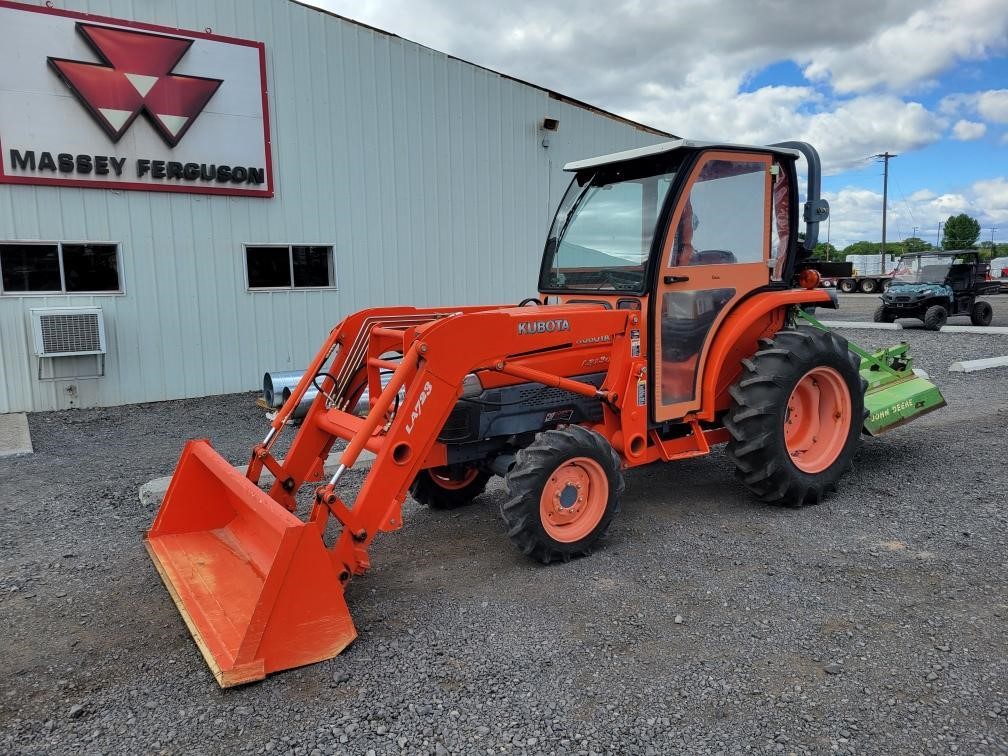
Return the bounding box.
[823,274,893,293]
[803,261,892,293]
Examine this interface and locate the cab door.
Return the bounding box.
[653,151,773,422]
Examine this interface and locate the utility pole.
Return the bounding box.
[873,152,896,272]
[937,221,943,248]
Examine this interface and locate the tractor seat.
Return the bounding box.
[945,264,972,292]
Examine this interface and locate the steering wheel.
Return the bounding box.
[518,297,541,306]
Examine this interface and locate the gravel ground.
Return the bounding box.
[1,326,1007,755]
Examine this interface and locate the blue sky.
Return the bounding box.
[314,0,1008,249]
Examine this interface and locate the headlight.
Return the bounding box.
[461,373,483,398]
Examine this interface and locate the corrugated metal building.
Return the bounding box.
[0,0,671,413]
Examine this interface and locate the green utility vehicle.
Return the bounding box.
[875,251,998,330]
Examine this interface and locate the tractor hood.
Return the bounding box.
[883,282,951,301]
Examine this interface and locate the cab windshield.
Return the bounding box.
[891,254,957,284]
[540,161,678,291]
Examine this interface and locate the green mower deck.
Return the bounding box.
[797,311,947,435]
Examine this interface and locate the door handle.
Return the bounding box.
[664,275,690,284]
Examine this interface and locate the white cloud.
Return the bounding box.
[977,89,1008,122]
[801,97,943,173]
[973,178,1008,223]
[941,88,1008,124]
[309,0,1001,177]
[801,0,1008,94]
[825,177,1005,248]
[952,119,987,140]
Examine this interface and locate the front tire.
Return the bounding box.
[873,305,895,323]
[970,300,993,326]
[725,327,865,507]
[502,426,623,563]
[924,305,948,331]
[410,467,491,510]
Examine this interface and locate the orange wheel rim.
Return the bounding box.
[428,467,478,490]
[539,457,608,543]
[784,366,852,474]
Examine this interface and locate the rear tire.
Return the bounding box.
[410,467,491,510]
[859,278,877,293]
[970,300,993,326]
[924,305,947,331]
[873,305,895,323]
[725,327,866,507]
[502,425,623,563]
[839,279,856,293]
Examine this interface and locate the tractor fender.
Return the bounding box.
[698,288,833,421]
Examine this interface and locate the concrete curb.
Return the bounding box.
[0,413,33,458]
[949,356,1008,373]
[820,321,1008,335]
[940,325,1008,335]
[818,320,903,330]
[139,449,377,508]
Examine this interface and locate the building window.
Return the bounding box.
[245,245,335,289]
[0,242,122,294]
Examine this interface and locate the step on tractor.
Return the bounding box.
[146,140,946,687]
[875,251,999,329]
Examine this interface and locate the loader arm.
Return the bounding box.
[146,303,642,686]
[295,305,640,575]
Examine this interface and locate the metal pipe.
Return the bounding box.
[282,386,319,420]
[263,370,302,408]
[269,354,401,421]
[338,342,420,471]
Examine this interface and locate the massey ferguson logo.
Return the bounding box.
[48,23,222,147]
[518,319,571,335]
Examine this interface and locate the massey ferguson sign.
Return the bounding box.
[0,2,272,197]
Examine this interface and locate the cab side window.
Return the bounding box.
[671,160,768,267]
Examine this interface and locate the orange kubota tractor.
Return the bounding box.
[147,140,944,686]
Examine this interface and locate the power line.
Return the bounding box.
[893,175,917,230]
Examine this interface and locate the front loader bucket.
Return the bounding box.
[145,440,357,687]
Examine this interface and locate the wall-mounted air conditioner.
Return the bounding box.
[29,307,107,379]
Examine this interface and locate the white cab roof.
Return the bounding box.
[562,139,802,172]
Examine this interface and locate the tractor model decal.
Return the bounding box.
[405,381,434,435]
[576,335,611,345]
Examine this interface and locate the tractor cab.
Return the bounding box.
[539,139,822,420]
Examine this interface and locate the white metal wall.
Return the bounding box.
[0,0,669,413]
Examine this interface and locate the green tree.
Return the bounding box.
[941,213,981,250]
[842,240,878,256]
[978,240,1007,262]
[811,242,837,260]
[901,236,932,253]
